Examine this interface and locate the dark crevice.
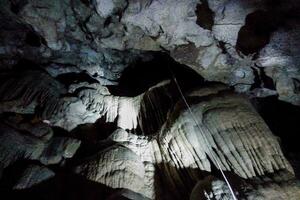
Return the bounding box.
[250,66,275,91]
[236,10,281,55]
[10,0,28,14]
[195,0,215,30]
[117,0,129,22]
[253,96,300,178]
[116,10,123,22]
[56,72,99,86]
[236,2,300,56]
[71,118,117,143]
[259,67,275,90]
[11,59,45,72]
[250,67,261,90]
[24,30,46,47]
[80,15,94,41]
[80,0,90,7]
[70,1,94,41]
[217,41,227,54]
[108,52,205,97]
[103,16,112,28]
[292,78,300,94]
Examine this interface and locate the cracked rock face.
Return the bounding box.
[1,0,299,103]
[0,0,300,199]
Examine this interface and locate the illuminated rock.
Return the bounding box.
[0,70,172,131]
[74,85,298,199]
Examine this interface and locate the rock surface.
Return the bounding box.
[74,85,298,199]
[0,120,80,176]
[0,0,300,199]
[0,0,299,104]
[0,72,173,131]
[13,165,55,190]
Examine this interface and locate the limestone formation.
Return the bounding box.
[0,71,173,131]
[0,120,80,176]
[74,85,299,199]
[0,0,300,199]
[1,0,299,103]
[0,70,66,116]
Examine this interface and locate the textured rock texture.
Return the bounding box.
[190,173,300,200]
[0,0,299,104]
[0,73,172,131]
[13,164,55,190]
[0,0,300,199]
[0,118,80,178]
[74,85,299,199]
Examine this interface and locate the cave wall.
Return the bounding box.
[1,0,300,199]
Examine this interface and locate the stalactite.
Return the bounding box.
[74,84,298,199]
[0,70,66,118]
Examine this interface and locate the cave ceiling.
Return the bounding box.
[0,0,300,199]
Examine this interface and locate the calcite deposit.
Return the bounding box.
[74,85,298,199]
[0,0,300,199]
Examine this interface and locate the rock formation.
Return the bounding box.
[74,85,299,199]
[0,0,300,199]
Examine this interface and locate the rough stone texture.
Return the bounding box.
[0,0,299,103]
[58,80,172,131]
[0,0,300,199]
[0,70,66,116]
[0,120,80,176]
[0,68,172,131]
[1,0,299,104]
[159,85,293,178]
[258,24,300,105]
[75,144,145,195]
[190,172,300,200]
[74,85,298,199]
[13,165,55,190]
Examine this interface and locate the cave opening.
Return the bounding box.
[195,0,215,31]
[56,72,99,86]
[108,52,205,97]
[236,10,279,56]
[24,30,47,47]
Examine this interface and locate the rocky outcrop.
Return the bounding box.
[0,0,300,199]
[1,0,300,104]
[0,119,80,177]
[74,85,298,199]
[159,85,293,178]
[64,80,173,132]
[0,70,173,131]
[257,24,300,105]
